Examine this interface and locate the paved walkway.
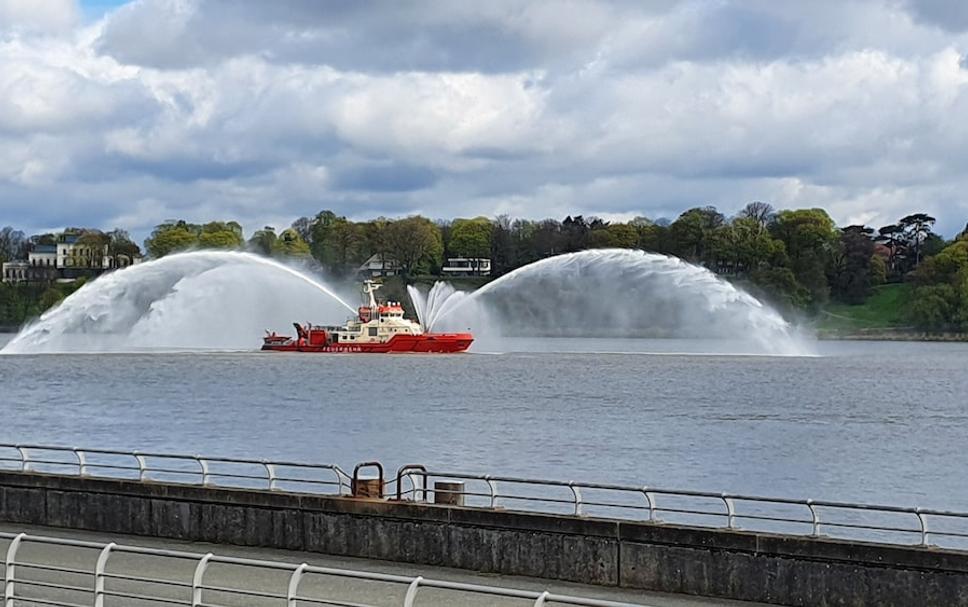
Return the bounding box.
[0,524,770,607]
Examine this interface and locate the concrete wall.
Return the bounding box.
[2,470,967,607]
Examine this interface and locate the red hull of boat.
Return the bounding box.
[261,332,473,354]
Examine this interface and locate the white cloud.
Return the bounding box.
[2,0,968,242]
[0,0,78,33]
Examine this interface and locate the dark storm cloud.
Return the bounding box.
[901,0,968,32]
[94,0,609,72]
[332,163,438,192]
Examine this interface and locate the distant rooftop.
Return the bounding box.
[33,245,56,253]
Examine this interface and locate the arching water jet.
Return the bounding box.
[408,249,809,355]
[1,251,356,354]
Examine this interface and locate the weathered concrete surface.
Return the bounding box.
[0,523,762,607]
[2,470,967,606]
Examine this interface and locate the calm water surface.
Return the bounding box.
[1,334,966,510]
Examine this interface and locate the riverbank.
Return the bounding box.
[817,328,968,342]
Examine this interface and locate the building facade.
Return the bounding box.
[441,257,492,276]
[1,232,142,284]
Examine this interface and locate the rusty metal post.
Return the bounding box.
[351,462,384,499]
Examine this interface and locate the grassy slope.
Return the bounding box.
[819,283,913,331]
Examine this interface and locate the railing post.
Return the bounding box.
[485,476,498,508]
[569,481,583,516]
[191,553,213,606]
[331,468,347,495]
[286,563,308,607]
[722,494,736,529]
[403,576,423,607]
[196,456,211,486]
[74,448,88,477]
[264,462,278,491]
[642,487,657,522]
[94,542,116,607]
[917,508,930,546]
[134,453,148,482]
[533,590,551,606]
[4,533,26,607]
[15,447,28,473]
[807,500,821,536]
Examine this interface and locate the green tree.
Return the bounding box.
[586,223,639,249]
[386,216,443,275]
[829,225,876,304]
[770,209,838,306]
[670,206,725,263]
[450,217,494,273]
[248,227,278,256]
[272,228,311,258]
[198,222,244,249]
[908,284,958,330]
[107,229,141,261]
[145,222,199,257]
[875,224,905,277]
[898,213,936,268]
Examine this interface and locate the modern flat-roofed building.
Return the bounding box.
[441,257,491,277]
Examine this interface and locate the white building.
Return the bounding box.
[56,234,110,270]
[28,244,57,268]
[1,261,29,284]
[1,232,142,284]
[441,257,491,276]
[358,254,401,278]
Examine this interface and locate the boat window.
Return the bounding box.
[369,327,378,337]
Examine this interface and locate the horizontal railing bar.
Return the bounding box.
[4,595,87,607]
[102,571,195,588]
[10,562,92,576]
[0,443,351,477]
[293,595,384,607]
[416,469,968,518]
[9,578,91,593]
[200,582,288,599]
[101,589,191,605]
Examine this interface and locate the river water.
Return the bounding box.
[1,335,966,511]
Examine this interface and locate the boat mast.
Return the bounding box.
[362,280,381,314]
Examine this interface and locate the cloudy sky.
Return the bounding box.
[3,0,968,242]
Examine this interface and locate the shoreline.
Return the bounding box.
[817,330,968,342]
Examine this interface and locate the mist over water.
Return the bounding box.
[4,248,808,356]
[1,251,355,354]
[409,249,809,355]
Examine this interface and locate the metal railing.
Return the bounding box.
[392,466,968,550]
[0,531,646,607]
[3,443,968,551]
[0,444,352,495]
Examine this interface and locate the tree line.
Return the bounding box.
[3,205,968,331]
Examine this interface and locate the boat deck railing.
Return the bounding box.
[2,443,968,551]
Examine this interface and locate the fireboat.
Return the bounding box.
[261,281,473,353]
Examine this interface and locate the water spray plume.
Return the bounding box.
[1,251,355,354]
[408,249,809,355]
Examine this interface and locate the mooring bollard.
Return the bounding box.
[433,480,465,506]
[352,462,384,499]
